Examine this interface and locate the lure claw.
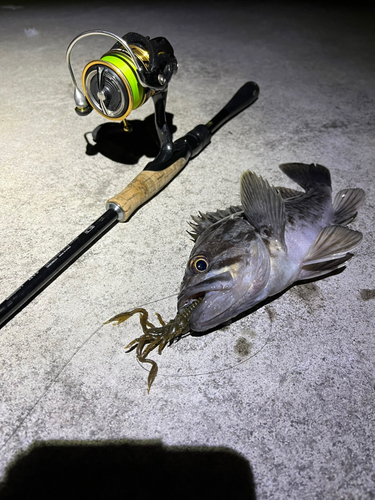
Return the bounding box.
[105,296,204,392]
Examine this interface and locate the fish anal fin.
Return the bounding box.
[298,253,353,280]
[332,188,366,225]
[240,170,286,249]
[303,226,363,265]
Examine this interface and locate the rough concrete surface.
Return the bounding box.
[0,1,374,498]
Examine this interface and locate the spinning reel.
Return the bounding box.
[67,30,178,163]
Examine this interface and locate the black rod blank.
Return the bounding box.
[0,210,118,329]
[0,81,259,330]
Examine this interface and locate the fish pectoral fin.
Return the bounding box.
[240,170,286,248]
[303,225,363,265]
[299,224,363,280]
[298,253,353,280]
[332,188,366,225]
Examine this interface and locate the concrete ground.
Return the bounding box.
[0,1,374,498]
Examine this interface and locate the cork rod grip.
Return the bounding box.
[107,157,187,222]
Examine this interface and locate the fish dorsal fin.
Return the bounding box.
[303,225,363,265]
[332,188,366,225]
[187,205,243,241]
[279,163,331,190]
[240,170,286,249]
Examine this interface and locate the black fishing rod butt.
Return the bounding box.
[206,81,260,135]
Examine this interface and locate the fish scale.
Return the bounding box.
[178,163,365,332]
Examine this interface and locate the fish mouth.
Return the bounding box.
[178,291,206,311]
[177,271,233,314]
[178,288,234,333]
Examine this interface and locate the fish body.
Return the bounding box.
[177,163,365,332]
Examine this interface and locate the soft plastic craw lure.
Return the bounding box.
[105,297,203,392]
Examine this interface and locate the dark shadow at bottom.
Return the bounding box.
[0,439,256,500]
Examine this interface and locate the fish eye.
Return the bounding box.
[190,255,209,273]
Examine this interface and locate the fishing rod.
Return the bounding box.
[0,29,259,329]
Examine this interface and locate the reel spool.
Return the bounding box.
[82,45,151,122]
[67,30,178,158]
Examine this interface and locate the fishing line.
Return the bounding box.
[102,285,277,382]
[1,293,180,446]
[128,303,276,381]
[0,324,104,452]
[154,329,275,381]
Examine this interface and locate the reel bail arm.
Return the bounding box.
[66,29,178,160]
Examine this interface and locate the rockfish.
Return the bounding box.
[177,163,365,332]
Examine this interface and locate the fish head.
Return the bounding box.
[178,215,271,332]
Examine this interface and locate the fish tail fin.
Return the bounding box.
[279,163,331,190]
[332,188,366,225]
